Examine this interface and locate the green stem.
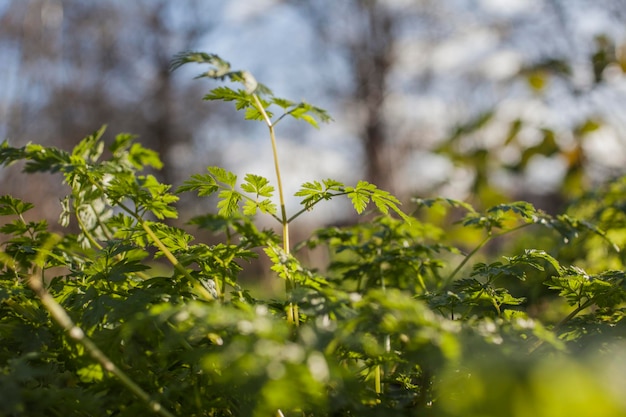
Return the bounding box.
[26,272,175,417]
[73,203,151,281]
[252,93,298,325]
[555,299,594,330]
[287,192,349,224]
[139,218,218,300]
[377,250,389,395]
[239,192,282,223]
[75,206,104,250]
[273,106,300,126]
[443,223,531,288]
[83,175,216,300]
[91,201,115,241]
[529,298,594,353]
[252,94,289,250]
[18,213,36,240]
[442,235,490,288]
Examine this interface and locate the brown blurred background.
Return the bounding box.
[2,0,626,228]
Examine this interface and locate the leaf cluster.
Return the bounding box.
[171,51,332,128]
[179,169,409,224]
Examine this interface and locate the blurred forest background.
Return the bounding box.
[2,0,626,229]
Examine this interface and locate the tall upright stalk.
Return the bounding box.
[252,94,299,325]
[171,52,339,324]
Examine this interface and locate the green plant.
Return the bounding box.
[1,52,626,416]
[171,51,408,326]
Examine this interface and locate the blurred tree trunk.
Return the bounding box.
[351,2,395,192]
[300,0,397,192]
[143,3,178,184]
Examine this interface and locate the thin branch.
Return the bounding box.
[74,206,104,250]
[84,176,216,299]
[442,223,532,288]
[442,235,490,288]
[287,192,349,223]
[139,218,217,300]
[529,298,594,354]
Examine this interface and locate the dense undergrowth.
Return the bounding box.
[1,53,626,416]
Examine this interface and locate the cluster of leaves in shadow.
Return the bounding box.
[1,53,626,416]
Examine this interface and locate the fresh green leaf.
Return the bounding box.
[0,196,34,216]
[177,174,219,196]
[241,174,274,197]
[208,166,237,187]
[216,189,242,217]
